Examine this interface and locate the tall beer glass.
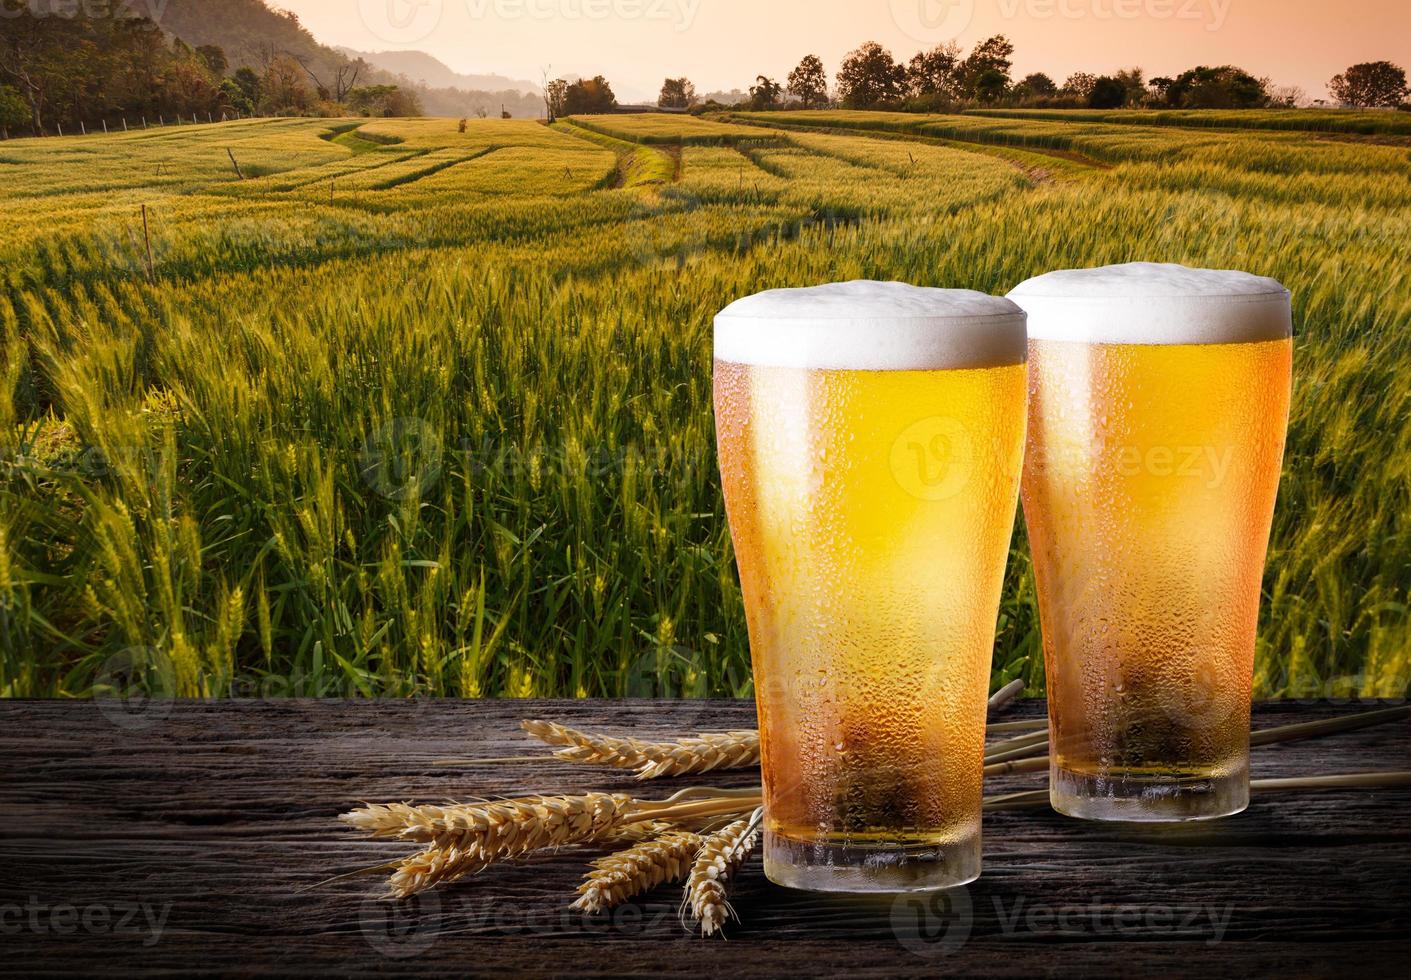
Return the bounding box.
[714,281,1028,891]
[1010,263,1293,822]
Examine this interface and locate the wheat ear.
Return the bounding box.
[603,819,682,843]
[522,719,761,779]
[572,830,705,913]
[342,794,634,897]
[683,807,763,937]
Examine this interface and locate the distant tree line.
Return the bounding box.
[0,6,423,136]
[630,39,1408,116]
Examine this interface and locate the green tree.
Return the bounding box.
[748,75,783,110]
[160,52,222,116]
[259,54,315,114]
[972,68,1009,103]
[233,67,262,106]
[1329,61,1408,108]
[1088,75,1128,109]
[220,78,254,115]
[962,35,1014,96]
[348,85,423,117]
[0,84,27,133]
[836,41,906,109]
[787,54,828,108]
[545,78,568,119]
[1014,72,1057,98]
[563,75,616,114]
[1113,67,1146,105]
[1062,73,1097,99]
[907,42,964,100]
[658,77,697,109]
[196,45,228,77]
[1162,65,1267,108]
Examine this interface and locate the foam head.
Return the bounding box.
[1008,263,1291,345]
[714,280,1028,371]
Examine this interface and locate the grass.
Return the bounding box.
[1,112,1408,700]
[566,113,765,145]
[964,107,1411,136]
[552,120,677,187]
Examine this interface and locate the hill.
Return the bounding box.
[137,0,348,81]
[131,0,544,116]
[336,47,537,96]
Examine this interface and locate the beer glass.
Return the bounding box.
[1010,263,1293,822]
[714,281,1028,891]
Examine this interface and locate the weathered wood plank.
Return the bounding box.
[1,700,1408,977]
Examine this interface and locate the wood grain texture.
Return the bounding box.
[1,700,1408,977]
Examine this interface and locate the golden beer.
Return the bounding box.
[714,281,1028,891]
[1011,264,1293,821]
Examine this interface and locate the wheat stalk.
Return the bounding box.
[522,719,761,779]
[980,704,1411,779]
[988,678,1026,713]
[604,819,682,843]
[982,772,1411,811]
[572,829,705,913]
[387,841,485,899]
[343,789,764,899]
[342,794,634,897]
[520,683,1022,779]
[683,807,763,937]
[342,794,626,844]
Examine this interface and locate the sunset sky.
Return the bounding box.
[279,0,1410,102]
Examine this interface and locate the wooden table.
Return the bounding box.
[2,700,1408,976]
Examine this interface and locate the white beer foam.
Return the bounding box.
[714,281,1028,370]
[1009,263,1292,345]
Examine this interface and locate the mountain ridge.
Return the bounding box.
[122,0,543,116]
[335,47,538,96]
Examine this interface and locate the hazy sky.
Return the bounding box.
[278,0,1410,102]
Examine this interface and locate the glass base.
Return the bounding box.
[1051,761,1249,822]
[763,829,980,893]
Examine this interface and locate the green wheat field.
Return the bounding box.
[2,109,1407,700]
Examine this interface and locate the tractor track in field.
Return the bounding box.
[368,145,500,191]
[719,115,1111,184]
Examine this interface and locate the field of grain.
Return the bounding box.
[964,107,1411,136]
[2,110,1407,700]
